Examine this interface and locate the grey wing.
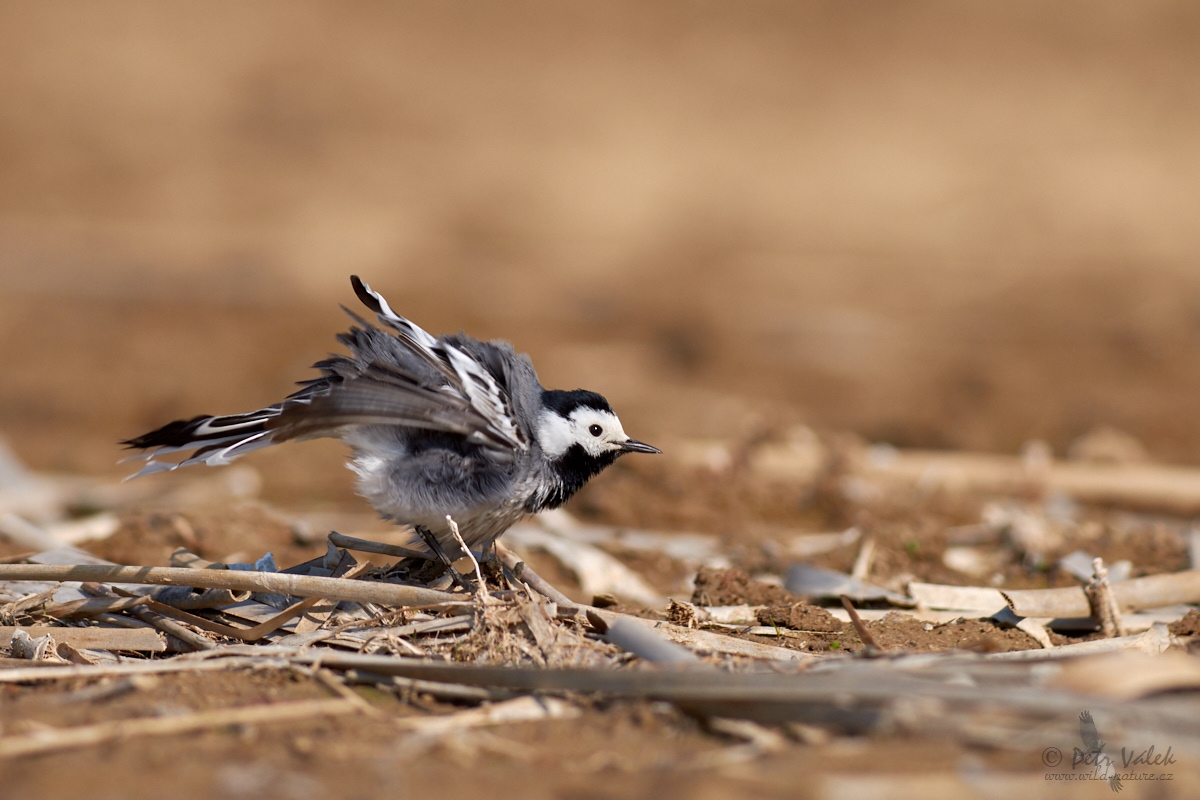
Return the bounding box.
[441,333,543,443]
[274,278,529,457]
[344,277,529,450]
[123,277,531,477]
[1079,711,1102,751]
[278,357,500,446]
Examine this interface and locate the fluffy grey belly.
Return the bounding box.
[344,429,533,552]
[422,499,530,553]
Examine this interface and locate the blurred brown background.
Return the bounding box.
[3,1,1200,507]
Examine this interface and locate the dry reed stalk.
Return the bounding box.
[80,583,215,651]
[494,542,577,608]
[0,563,460,607]
[0,625,164,652]
[1003,569,1200,618]
[327,531,432,561]
[846,448,1200,515]
[1086,557,1124,638]
[0,698,357,759]
[587,611,700,664]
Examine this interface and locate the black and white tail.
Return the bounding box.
[121,405,287,479]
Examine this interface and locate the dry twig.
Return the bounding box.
[586,607,811,662]
[1003,569,1200,618]
[446,515,489,603]
[0,699,357,759]
[327,531,432,561]
[844,448,1200,515]
[392,696,579,733]
[0,563,460,607]
[145,596,323,643]
[494,542,577,608]
[839,595,879,651]
[0,655,281,684]
[1086,557,1124,638]
[850,537,876,582]
[1,625,164,652]
[988,623,1173,660]
[311,667,383,717]
[588,611,700,664]
[293,558,370,634]
[80,583,215,651]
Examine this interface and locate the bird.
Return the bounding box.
[1078,710,1106,756]
[122,275,660,561]
[1077,711,1123,793]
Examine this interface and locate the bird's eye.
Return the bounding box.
[588,424,603,437]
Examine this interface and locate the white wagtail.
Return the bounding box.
[123,276,660,560]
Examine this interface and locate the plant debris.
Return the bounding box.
[4,436,1200,796]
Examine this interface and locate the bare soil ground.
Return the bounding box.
[4,2,1200,797]
[3,443,1200,799]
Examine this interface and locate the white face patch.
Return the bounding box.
[536,407,628,459]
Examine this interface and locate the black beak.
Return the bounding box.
[619,438,662,454]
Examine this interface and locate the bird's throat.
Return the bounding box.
[534,444,621,510]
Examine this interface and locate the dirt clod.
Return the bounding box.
[859,614,1038,653]
[666,599,698,628]
[1170,609,1200,637]
[691,567,793,607]
[592,593,620,609]
[756,603,842,633]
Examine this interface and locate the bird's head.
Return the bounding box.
[536,389,660,465]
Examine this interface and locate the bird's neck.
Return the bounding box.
[531,444,620,511]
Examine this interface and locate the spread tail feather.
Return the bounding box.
[121,407,284,479]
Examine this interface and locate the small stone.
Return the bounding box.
[591,593,620,609]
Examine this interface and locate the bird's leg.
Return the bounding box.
[412,526,471,591]
[414,525,454,566]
